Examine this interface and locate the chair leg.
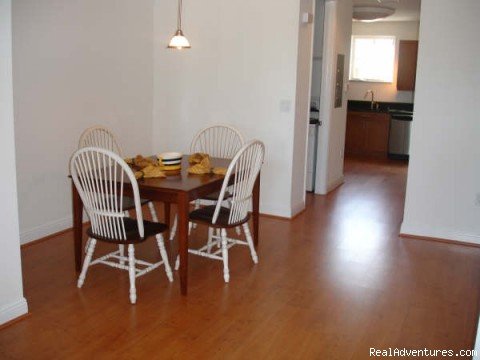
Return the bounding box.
[169,214,194,239]
[243,223,258,264]
[156,234,173,282]
[78,238,96,288]
[119,244,125,266]
[221,229,230,283]
[147,201,159,222]
[192,200,200,229]
[174,255,180,271]
[128,244,137,304]
[169,215,177,241]
[120,210,130,263]
[84,238,91,254]
[216,229,221,248]
[206,227,214,253]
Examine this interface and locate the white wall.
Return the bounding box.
[401,0,480,244]
[475,318,480,360]
[153,0,306,217]
[0,0,28,324]
[315,0,353,194]
[13,0,155,243]
[348,21,419,103]
[311,0,325,104]
[291,0,315,215]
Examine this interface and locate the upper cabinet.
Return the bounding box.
[397,40,419,91]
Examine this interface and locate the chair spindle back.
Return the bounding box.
[213,140,265,225]
[190,125,244,159]
[70,147,143,240]
[78,126,123,156]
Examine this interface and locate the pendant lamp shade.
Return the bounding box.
[168,29,191,49]
[168,0,191,49]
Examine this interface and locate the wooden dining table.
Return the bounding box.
[70,155,260,295]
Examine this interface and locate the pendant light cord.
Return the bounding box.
[177,0,183,30]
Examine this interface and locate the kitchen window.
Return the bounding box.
[349,35,396,83]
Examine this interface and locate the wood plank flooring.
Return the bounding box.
[1,158,480,359]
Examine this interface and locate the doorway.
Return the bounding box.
[306,0,325,193]
[308,0,421,197]
[344,1,421,171]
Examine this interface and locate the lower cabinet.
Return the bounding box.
[345,111,390,158]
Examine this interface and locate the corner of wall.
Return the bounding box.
[1,0,28,326]
[20,216,73,244]
[0,297,28,325]
[400,221,480,246]
[291,199,306,218]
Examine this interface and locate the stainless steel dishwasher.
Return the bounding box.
[388,110,413,160]
[306,108,320,192]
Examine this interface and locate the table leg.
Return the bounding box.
[252,173,260,247]
[177,192,189,295]
[163,202,171,239]
[72,182,83,272]
[164,202,171,227]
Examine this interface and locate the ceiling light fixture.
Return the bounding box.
[353,5,395,22]
[168,0,191,50]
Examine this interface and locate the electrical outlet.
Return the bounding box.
[475,193,480,207]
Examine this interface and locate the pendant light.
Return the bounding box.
[168,0,191,49]
[353,6,395,22]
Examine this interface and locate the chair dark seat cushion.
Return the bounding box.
[87,218,168,244]
[122,196,150,211]
[189,205,249,228]
[200,191,231,202]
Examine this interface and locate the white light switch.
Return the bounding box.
[302,12,313,24]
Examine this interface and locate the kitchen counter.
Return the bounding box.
[346,100,413,160]
[348,100,414,113]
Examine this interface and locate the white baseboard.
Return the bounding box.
[260,203,294,218]
[315,175,345,195]
[20,216,72,245]
[400,222,480,245]
[291,200,306,218]
[327,175,345,193]
[20,200,305,243]
[0,297,28,325]
[260,200,305,219]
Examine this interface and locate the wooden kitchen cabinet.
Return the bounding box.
[345,114,365,153]
[397,40,418,91]
[345,111,390,158]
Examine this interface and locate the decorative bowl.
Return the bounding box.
[158,152,183,169]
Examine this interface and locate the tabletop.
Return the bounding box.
[136,156,231,192]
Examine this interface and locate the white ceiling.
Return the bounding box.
[353,0,421,22]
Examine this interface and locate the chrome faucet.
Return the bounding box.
[364,90,378,110]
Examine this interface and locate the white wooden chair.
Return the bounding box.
[78,126,159,222]
[190,124,245,160]
[78,125,123,155]
[70,147,173,304]
[169,125,245,241]
[175,140,265,282]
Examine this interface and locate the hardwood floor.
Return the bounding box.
[2,158,480,359]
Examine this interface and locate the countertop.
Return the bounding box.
[348,100,414,114]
